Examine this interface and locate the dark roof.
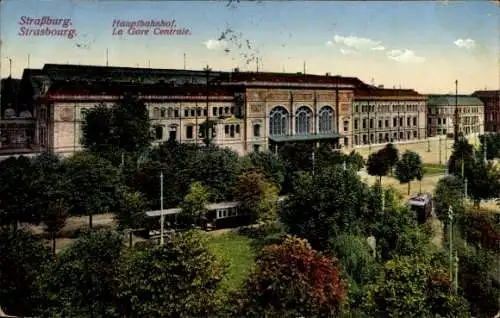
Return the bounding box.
[217,71,366,87]
[472,90,500,97]
[354,86,423,98]
[427,95,484,107]
[45,81,235,97]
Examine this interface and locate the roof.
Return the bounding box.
[354,86,424,99]
[217,71,366,87]
[427,95,484,107]
[472,90,500,98]
[408,193,432,207]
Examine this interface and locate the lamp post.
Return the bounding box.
[448,205,454,287]
[160,171,164,246]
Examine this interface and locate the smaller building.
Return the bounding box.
[472,90,500,133]
[427,95,484,137]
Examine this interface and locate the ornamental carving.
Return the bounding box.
[250,103,265,114]
[267,93,289,101]
[59,106,74,121]
[340,103,351,116]
[293,93,314,101]
[318,93,335,101]
[340,92,351,103]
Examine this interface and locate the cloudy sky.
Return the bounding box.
[0,0,498,93]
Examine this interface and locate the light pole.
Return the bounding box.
[160,171,164,246]
[454,252,459,295]
[448,205,454,287]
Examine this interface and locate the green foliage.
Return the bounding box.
[233,171,279,223]
[235,235,346,317]
[395,150,423,194]
[37,229,124,317]
[180,181,210,227]
[456,240,500,317]
[362,254,470,318]
[479,133,500,159]
[116,230,227,317]
[63,151,122,227]
[366,150,391,182]
[459,210,500,253]
[347,150,365,171]
[380,143,399,169]
[280,166,370,250]
[81,94,152,155]
[0,228,52,317]
[434,175,465,223]
[115,190,147,230]
[241,150,285,189]
[44,199,69,254]
[0,156,38,228]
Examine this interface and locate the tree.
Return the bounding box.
[234,235,346,317]
[0,156,38,229]
[479,133,500,160]
[64,151,122,228]
[180,182,210,227]
[233,171,279,224]
[380,143,399,175]
[81,94,152,156]
[43,199,69,255]
[468,159,500,207]
[37,229,124,317]
[0,228,52,317]
[115,190,147,231]
[241,151,285,190]
[395,150,423,195]
[366,150,391,183]
[347,150,365,171]
[115,230,227,317]
[434,175,465,223]
[460,210,500,252]
[362,254,470,317]
[280,166,369,250]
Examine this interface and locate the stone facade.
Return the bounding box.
[473,90,500,133]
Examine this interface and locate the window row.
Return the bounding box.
[224,124,241,138]
[269,106,336,136]
[354,116,419,130]
[354,104,424,113]
[150,106,237,119]
[353,130,420,145]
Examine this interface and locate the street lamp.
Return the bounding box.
[160,171,164,246]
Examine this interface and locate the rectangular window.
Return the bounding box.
[393,118,397,127]
[369,119,374,129]
[378,120,382,128]
[354,119,359,130]
[253,145,261,152]
[155,126,163,140]
[413,117,417,126]
[212,108,217,116]
[186,126,193,139]
[385,119,389,127]
[225,125,229,135]
[253,124,261,137]
[343,121,348,132]
[362,119,367,129]
[174,109,179,117]
[184,109,189,117]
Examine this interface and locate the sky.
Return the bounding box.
[0,0,498,94]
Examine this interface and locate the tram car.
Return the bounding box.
[407,193,433,224]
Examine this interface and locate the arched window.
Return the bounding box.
[167,108,173,118]
[295,106,312,135]
[269,106,289,136]
[153,107,160,119]
[160,108,166,118]
[319,106,334,133]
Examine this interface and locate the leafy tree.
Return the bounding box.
[0,156,38,229]
[479,133,500,160]
[395,150,423,195]
[37,229,123,317]
[115,230,227,317]
[456,239,500,317]
[468,158,500,207]
[115,190,147,231]
[280,166,369,250]
[379,143,399,174]
[434,175,465,223]
[233,171,279,224]
[347,150,365,171]
[180,181,210,227]
[240,151,285,189]
[448,136,474,180]
[81,103,115,154]
[81,94,152,156]
[362,254,470,317]
[0,228,52,317]
[64,151,122,228]
[43,199,69,255]
[234,235,346,317]
[460,210,500,252]
[366,150,391,183]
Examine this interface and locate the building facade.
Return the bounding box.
[25,64,363,156]
[472,90,500,133]
[351,87,427,146]
[427,95,484,137]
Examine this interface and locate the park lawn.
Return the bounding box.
[423,163,446,176]
[207,231,256,291]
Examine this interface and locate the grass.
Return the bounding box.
[207,231,256,291]
[423,163,446,176]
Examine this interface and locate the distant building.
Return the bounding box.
[21,64,367,156]
[351,86,427,146]
[472,90,500,133]
[427,95,484,137]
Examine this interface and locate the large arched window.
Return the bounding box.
[269,106,289,136]
[295,106,312,135]
[319,106,334,133]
